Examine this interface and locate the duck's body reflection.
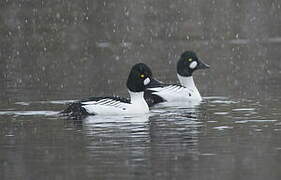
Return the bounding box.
[83,114,150,124]
[63,104,203,176]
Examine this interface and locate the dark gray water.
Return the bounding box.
[1,1,281,180]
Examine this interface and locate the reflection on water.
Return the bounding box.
[1,97,281,179]
[0,110,58,116]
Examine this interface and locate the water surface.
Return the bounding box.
[1,96,281,180]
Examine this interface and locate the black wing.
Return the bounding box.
[81,96,130,104]
[144,90,166,107]
[61,96,130,117]
[61,101,88,117]
[144,79,185,107]
[144,78,167,107]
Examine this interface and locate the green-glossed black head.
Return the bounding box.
[126,63,153,92]
[177,51,210,77]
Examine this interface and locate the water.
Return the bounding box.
[1,96,281,180]
[1,0,281,180]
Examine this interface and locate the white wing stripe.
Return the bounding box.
[150,85,192,96]
[97,99,111,103]
[82,98,126,107]
[105,101,119,106]
[97,99,118,105]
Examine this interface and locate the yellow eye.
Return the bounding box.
[140,74,145,78]
[188,58,192,62]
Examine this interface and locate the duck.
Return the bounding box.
[144,51,210,106]
[62,63,153,117]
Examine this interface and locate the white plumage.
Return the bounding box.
[63,64,153,117]
[144,51,209,106]
[148,74,202,103]
[82,91,149,115]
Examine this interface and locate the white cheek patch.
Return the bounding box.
[143,78,150,85]
[189,61,198,69]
